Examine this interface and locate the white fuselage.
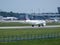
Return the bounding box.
[20,15,46,27]
[25,20,46,26]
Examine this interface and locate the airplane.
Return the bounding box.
[24,15,46,27]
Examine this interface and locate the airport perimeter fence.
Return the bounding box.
[0,33,60,42]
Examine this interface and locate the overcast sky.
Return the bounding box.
[0,0,60,13]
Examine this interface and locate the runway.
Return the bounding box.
[0,25,60,29]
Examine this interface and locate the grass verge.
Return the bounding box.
[0,38,60,45]
[0,27,60,37]
[0,22,60,26]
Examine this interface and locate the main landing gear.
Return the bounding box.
[32,24,44,27]
[38,24,40,27]
[32,25,34,27]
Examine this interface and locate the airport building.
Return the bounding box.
[18,13,60,19]
[0,16,18,21]
[58,7,60,14]
[18,7,60,22]
[0,7,60,22]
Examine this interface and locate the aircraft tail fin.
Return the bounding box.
[25,14,30,20]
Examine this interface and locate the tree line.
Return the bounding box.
[0,11,26,17]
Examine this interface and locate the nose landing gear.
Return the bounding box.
[32,25,34,27]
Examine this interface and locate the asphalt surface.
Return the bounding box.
[0,25,60,29]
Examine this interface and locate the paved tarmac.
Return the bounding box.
[0,25,60,29]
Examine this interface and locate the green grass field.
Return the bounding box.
[0,22,60,26]
[0,38,60,45]
[0,27,60,45]
[0,27,60,37]
[47,22,60,25]
[0,22,31,26]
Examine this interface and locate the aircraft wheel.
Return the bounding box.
[38,24,40,27]
[32,25,34,27]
